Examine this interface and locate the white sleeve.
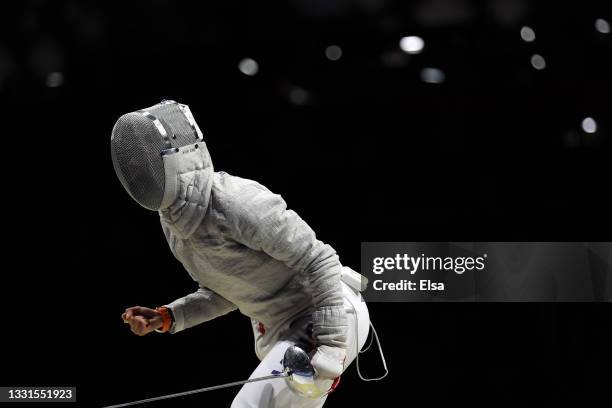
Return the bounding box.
[165,286,237,333]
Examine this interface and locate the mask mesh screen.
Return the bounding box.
[110,102,200,210]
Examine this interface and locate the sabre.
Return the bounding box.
[103,372,290,408]
[102,345,319,408]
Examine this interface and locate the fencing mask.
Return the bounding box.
[110,100,206,211]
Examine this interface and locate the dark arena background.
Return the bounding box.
[1,1,611,407]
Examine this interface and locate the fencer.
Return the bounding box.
[111,100,371,407]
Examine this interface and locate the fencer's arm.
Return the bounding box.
[224,186,348,351]
[164,286,238,333]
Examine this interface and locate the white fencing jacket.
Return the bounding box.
[158,143,348,376]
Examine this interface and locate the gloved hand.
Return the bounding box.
[310,345,346,379]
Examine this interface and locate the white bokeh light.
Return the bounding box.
[420,67,445,84]
[581,117,597,133]
[45,71,64,87]
[520,26,536,42]
[399,36,424,54]
[595,18,610,34]
[238,58,259,76]
[530,54,546,70]
[325,45,343,61]
[289,87,309,105]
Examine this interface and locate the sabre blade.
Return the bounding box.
[103,372,289,408]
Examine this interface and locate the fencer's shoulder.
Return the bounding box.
[209,171,286,223]
[211,171,282,212]
[211,171,273,202]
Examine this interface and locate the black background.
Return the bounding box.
[1,1,611,406]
